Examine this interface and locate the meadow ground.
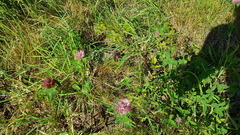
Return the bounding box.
[1,0,240,134]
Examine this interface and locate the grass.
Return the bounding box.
[0,0,240,134]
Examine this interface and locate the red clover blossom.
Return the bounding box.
[175,117,182,123]
[76,50,85,59]
[116,99,131,114]
[232,0,240,4]
[42,77,56,89]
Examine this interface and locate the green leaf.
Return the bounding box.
[72,84,81,90]
[107,106,115,112]
[82,81,91,95]
[123,115,132,128]
[175,107,191,115]
[14,120,34,127]
[115,117,123,124]
[39,88,58,100]
[220,127,228,134]
[169,119,177,127]
[216,84,228,93]
[151,57,157,64]
[202,76,212,85]
[187,116,197,126]
[59,132,70,135]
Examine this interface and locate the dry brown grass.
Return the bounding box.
[163,0,235,49]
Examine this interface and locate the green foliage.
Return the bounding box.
[138,42,234,134]
[0,0,238,134]
[38,88,58,100]
[114,113,133,128]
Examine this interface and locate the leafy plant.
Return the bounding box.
[38,87,58,100]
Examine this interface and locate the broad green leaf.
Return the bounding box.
[39,88,58,100]
[72,84,81,90]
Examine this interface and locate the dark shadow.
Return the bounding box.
[176,6,240,133]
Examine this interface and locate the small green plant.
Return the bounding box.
[39,87,58,101]
[39,77,58,100]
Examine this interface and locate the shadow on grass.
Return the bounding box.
[176,6,240,133]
